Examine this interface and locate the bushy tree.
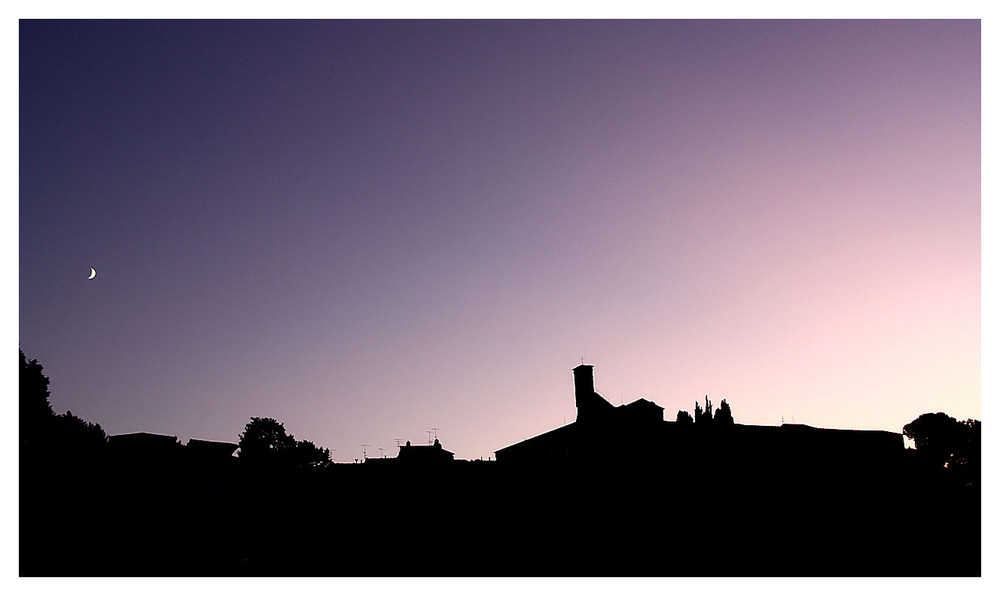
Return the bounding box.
[238,417,296,463]
[903,412,980,485]
[714,399,734,426]
[20,350,108,466]
[676,410,694,425]
[958,419,980,466]
[292,439,332,468]
[51,411,108,459]
[20,349,54,446]
[238,417,332,468]
[903,413,961,466]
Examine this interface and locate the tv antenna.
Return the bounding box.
[378,447,385,458]
[431,427,439,441]
[361,444,369,459]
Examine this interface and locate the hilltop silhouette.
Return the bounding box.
[19,351,979,576]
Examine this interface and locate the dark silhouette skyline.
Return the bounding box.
[495,365,906,474]
[17,18,981,580]
[19,350,980,577]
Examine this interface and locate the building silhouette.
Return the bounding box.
[20,348,978,577]
[495,364,904,469]
[364,438,456,465]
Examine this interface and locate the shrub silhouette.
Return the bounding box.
[292,439,332,468]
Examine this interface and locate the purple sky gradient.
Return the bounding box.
[19,20,980,461]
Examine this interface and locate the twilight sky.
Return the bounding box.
[19,19,980,462]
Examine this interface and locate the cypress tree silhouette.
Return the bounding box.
[714,399,734,426]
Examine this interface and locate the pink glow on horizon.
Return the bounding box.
[19,20,979,462]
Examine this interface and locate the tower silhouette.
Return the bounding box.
[573,364,615,424]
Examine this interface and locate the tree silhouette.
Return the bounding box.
[20,349,109,465]
[956,418,981,487]
[694,397,713,426]
[903,412,980,485]
[238,417,296,464]
[51,411,108,460]
[292,439,332,468]
[958,418,980,466]
[238,417,332,468]
[903,412,960,466]
[714,399,734,426]
[20,349,54,448]
[676,410,694,425]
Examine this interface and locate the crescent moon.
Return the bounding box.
[88,268,97,280]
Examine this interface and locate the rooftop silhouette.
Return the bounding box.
[19,352,979,576]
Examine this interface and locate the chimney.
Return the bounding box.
[574,364,594,399]
[574,364,595,421]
